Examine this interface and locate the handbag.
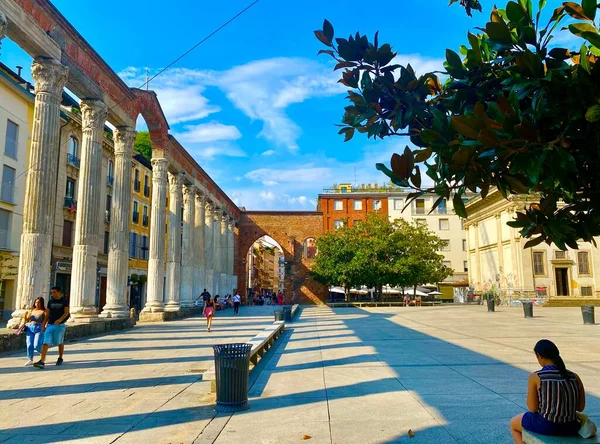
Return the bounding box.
[14,324,27,335]
[577,412,598,439]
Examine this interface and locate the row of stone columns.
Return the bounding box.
[8,55,237,326]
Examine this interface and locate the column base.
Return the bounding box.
[164,302,181,312]
[141,302,164,313]
[70,306,100,322]
[99,305,130,319]
[6,309,27,329]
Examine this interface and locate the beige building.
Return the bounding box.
[464,189,600,303]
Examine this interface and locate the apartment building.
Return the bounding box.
[0,63,32,319]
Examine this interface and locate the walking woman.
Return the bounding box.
[204,295,215,332]
[510,339,586,443]
[22,297,48,366]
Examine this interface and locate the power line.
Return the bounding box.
[2,0,262,191]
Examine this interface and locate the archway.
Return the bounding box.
[245,236,284,305]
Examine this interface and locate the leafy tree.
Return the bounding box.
[134,131,152,161]
[315,0,600,250]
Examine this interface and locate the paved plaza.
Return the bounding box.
[1,305,599,443]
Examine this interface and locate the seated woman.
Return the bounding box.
[510,339,585,443]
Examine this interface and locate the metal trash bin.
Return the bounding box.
[522,302,533,318]
[283,306,292,322]
[582,306,595,325]
[213,343,252,413]
[487,298,495,312]
[274,309,285,322]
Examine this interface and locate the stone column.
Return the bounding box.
[9,58,68,328]
[164,172,182,312]
[143,158,168,313]
[212,208,221,296]
[204,201,214,295]
[228,219,235,292]
[180,184,195,307]
[220,214,229,295]
[0,12,6,50]
[70,100,108,320]
[193,191,206,297]
[101,127,135,318]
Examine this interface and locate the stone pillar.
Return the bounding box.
[101,127,135,318]
[180,184,195,307]
[164,172,182,312]
[212,208,221,296]
[228,219,235,292]
[9,58,68,328]
[69,100,108,320]
[143,158,168,313]
[204,201,214,295]
[0,12,6,50]
[193,191,206,298]
[220,214,228,295]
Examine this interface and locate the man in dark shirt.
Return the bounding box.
[34,286,69,369]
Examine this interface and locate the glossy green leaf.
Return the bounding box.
[585,105,600,122]
[582,0,597,21]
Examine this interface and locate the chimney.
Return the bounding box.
[16,66,23,77]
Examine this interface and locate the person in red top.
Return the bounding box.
[277,291,284,306]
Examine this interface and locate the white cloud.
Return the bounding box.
[261,150,276,156]
[245,167,333,184]
[389,54,445,77]
[176,122,241,144]
[187,144,246,160]
[262,180,279,186]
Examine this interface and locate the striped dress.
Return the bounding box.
[536,365,580,423]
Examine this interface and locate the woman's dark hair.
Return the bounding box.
[32,297,45,310]
[534,339,568,377]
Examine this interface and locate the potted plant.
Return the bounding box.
[482,288,498,312]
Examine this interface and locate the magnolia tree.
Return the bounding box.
[311,214,452,299]
[315,0,600,250]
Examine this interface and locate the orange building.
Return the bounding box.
[317,183,392,232]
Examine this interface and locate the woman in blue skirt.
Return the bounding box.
[510,339,586,443]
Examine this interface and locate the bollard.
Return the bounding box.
[213,343,252,413]
[522,301,533,318]
[486,298,495,312]
[130,308,136,318]
[274,310,285,322]
[581,306,595,325]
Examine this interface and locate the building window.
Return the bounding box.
[443,261,452,268]
[141,235,149,260]
[333,220,344,230]
[415,198,425,214]
[437,198,447,214]
[103,231,110,255]
[303,238,317,259]
[462,239,467,251]
[144,174,150,197]
[107,160,114,186]
[353,200,362,211]
[105,195,112,223]
[578,251,591,275]
[334,200,343,211]
[554,250,566,260]
[463,261,469,272]
[5,120,18,159]
[132,201,139,224]
[129,232,138,258]
[533,251,545,276]
[439,219,449,230]
[373,200,382,210]
[65,178,76,210]
[143,205,149,227]
[353,219,361,227]
[0,209,10,249]
[67,136,79,167]
[461,219,465,230]
[440,240,450,251]
[134,169,141,192]
[62,220,73,247]
[581,286,593,297]
[1,165,15,203]
[393,199,403,211]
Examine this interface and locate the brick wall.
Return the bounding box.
[318,194,389,232]
[236,212,328,304]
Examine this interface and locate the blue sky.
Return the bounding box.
[1,0,570,210]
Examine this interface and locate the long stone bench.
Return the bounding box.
[327,301,442,308]
[523,430,600,443]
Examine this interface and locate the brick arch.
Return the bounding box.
[236,211,328,304]
[131,88,169,148]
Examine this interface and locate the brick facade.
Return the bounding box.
[236,211,328,304]
[318,194,389,231]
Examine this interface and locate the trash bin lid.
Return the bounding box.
[213,343,252,357]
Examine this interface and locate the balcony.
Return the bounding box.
[64,197,77,211]
[67,153,80,168]
[144,184,150,197]
[134,180,141,193]
[107,176,114,187]
[142,215,149,227]
[132,212,139,223]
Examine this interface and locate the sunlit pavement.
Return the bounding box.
[1,305,599,443]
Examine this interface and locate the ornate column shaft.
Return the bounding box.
[228,219,235,291]
[164,173,182,312]
[180,184,195,307]
[212,208,221,296]
[204,201,214,294]
[193,191,206,297]
[101,127,135,318]
[143,157,168,312]
[10,58,68,328]
[220,214,228,295]
[70,100,108,320]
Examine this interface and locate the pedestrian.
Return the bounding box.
[204,295,215,332]
[200,288,211,314]
[34,287,69,369]
[510,339,586,443]
[21,297,48,366]
[277,291,284,306]
[233,292,241,314]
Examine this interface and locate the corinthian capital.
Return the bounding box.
[151,158,168,181]
[114,127,136,155]
[0,12,7,42]
[81,100,108,130]
[31,57,69,96]
[167,172,182,194]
